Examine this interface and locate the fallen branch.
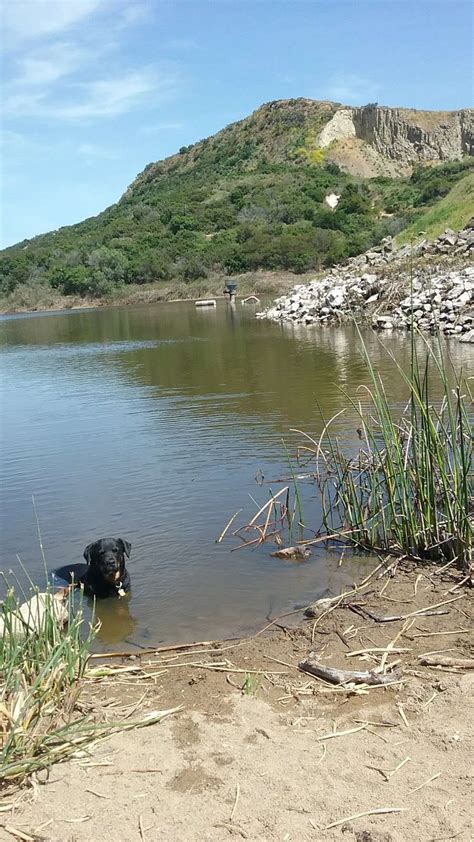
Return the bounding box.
[348,592,465,624]
[348,605,449,623]
[298,654,401,686]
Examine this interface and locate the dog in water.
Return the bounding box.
[54,537,132,598]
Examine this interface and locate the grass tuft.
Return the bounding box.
[312,331,473,577]
[0,583,96,784]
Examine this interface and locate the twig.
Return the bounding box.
[345,647,410,658]
[411,629,471,639]
[85,789,110,799]
[216,510,242,543]
[64,816,91,823]
[316,723,368,741]
[247,487,289,527]
[3,828,35,842]
[445,575,470,593]
[385,756,411,779]
[325,807,406,829]
[408,772,442,794]
[90,639,227,659]
[418,656,474,669]
[316,743,327,765]
[215,822,248,838]
[380,619,413,672]
[348,605,449,624]
[34,820,53,833]
[396,704,410,728]
[263,654,297,670]
[230,783,240,822]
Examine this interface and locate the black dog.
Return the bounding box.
[54,538,131,598]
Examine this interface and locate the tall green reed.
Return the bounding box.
[314,331,472,576]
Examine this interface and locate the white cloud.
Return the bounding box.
[2,0,103,46]
[12,42,90,86]
[324,74,381,105]
[3,68,176,120]
[2,0,183,124]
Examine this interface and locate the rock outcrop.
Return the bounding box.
[257,221,474,343]
[317,104,474,172]
[352,105,474,164]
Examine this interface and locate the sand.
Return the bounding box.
[1,564,472,842]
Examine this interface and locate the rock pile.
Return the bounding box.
[256,221,474,343]
[347,223,474,269]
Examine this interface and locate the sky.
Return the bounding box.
[1,0,473,248]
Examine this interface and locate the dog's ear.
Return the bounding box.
[118,538,131,558]
[83,543,95,564]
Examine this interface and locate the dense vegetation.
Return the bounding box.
[1,99,473,301]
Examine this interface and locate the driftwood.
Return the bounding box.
[271,546,311,561]
[418,655,474,669]
[299,654,401,686]
[347,604,449,623]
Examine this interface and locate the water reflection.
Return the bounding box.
[94,596,138,645]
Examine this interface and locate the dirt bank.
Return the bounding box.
[1,562,472,841]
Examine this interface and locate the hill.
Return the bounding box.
[396,171,474,243]
[1,99,473,304]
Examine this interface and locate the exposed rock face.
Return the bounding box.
[256,221,474,343]
[352,105,474,164]
[316,104,474,169]
[318,109,356,147]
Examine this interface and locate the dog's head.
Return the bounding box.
[83,538,131,586]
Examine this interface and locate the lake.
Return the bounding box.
[1,301,471,649]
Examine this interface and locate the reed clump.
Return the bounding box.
[312,334,472,579]
[0,585,96,784]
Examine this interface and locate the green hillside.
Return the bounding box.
[396,172,474,244]
[1,99,473,302]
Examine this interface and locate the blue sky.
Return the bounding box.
[1,0,472,248]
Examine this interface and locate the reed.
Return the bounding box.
[0,583,96,783]
[313,331,472,576]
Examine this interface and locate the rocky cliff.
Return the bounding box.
[317,103,474,175]
[352,105,474,163]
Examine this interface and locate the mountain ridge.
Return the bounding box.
[1,98,473,304]
[126,99,474,195]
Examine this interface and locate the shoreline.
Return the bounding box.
[0,271,305,317]
[2,228,472,347]
[3,560,472,841]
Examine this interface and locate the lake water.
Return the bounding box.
[1,301,472,649]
